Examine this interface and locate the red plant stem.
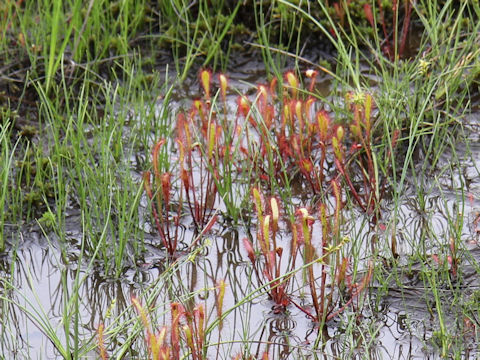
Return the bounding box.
[289,298,317,322]
[392,0,398,56]
[335,159,367,212]
[399,0,412,57]
[377,0,390,54]
[144,173,169,252]
[184,151,201,230]
[199,155,207,228]
[319,143,327,188]
[270,216,281,281]
[164,195,172,252]
[318,208,329,324]
[303,219,321,320]
[304,169,319,195]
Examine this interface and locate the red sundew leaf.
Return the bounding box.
[248,115,258,129]
[218,73,228,102]
[180,169,190,192]
[350,121,362,141]
[294,99,303,124]
[143,172,153,199]
[148,332,160,360]
[270,197,279,231]
[297,207,315,227]
[239,146,249,156]
[270,77,278,99]
[318,202,329,241]
[317,110,331,143]
[152,139,166,179]
[364,3,375,28]
[336,125,345,141]
[195,303,205,346]
[177,113,193,151]
[305,98,315,123]
[299,158,314,174]
[290,219,298,254]
[237,96,250,118]
[252,187,264,220]
[216,279,227,324]
[193,99,203,113]
[202,214,218,234]
[337,257,349,286]
[262,215,271,255]
[285,71,299,98]
[208,122,216,160]
[176,112,186,140]
[291,135,301,157]
[431,254,441,265]
[295,222,305,246]
[200,69,212,100]
[277,134,293,160]
[183,324,194,356]
[243,237,256,263]
[357,260,374,294]
[161,173,171,205]
[131,297,152,335]
[332,137,342,163]
[170,303,184,359]
[264,105,275,129]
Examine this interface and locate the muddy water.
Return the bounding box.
[1,60,480,359]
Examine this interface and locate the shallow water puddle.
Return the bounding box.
[2,64,480,358]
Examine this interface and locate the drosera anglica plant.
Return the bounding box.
[242,184,374,328]
[363,0,414,60]
[334,92,400,226]
[174,69,221,231]
[178,69,250,223]
[98,282,228,360]
[143,70,221,256]
[143,134,219,257]
[143,139,184,257]
[295,202,373,327]
[242,184,372,326]
[243,188,300,312]
[235,69,329,190]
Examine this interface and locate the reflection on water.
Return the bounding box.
[3,198,480,359]
[1,63,480,359]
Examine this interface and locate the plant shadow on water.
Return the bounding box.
[2,54,480,359]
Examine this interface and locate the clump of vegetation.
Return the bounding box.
[1,0,480,359]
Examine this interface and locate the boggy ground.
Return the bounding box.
[1,1,480,359]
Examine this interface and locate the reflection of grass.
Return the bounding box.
[0,122,14,251]
[0,0,480,358]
